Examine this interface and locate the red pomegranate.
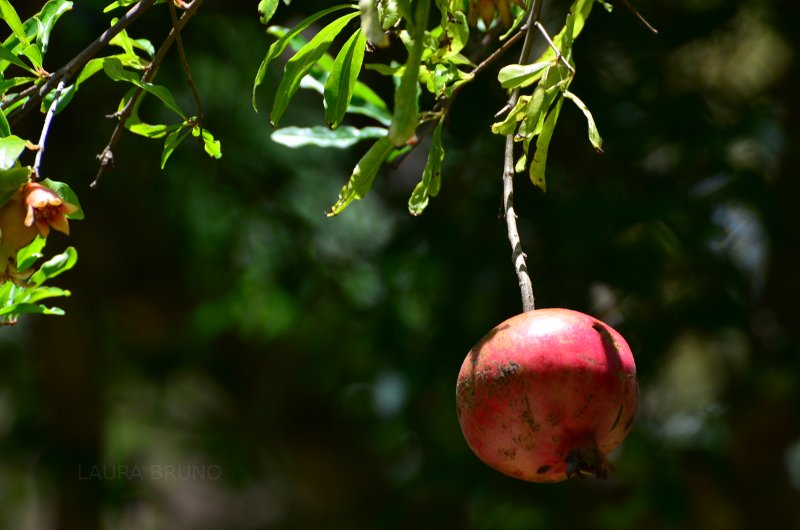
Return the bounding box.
[455,308,638,483]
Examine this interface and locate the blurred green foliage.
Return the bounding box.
[0,0,799,529]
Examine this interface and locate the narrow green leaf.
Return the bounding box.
[0,135,26,170]
[324,29,367,128]
[327,136,394,216]
[0,303,65,317]
[388,0,429,146]
[497,61,550,89]
[161,125,192,168]
[17,285,71,305]
[128,122,177,139]
[21,44,43,70]
[272,125,387,148]
[34,0,74,54]
[252,4,354,111]
[529,96,564,192]
[0,167,28,205]
[270,11,360,127]
[29,246,78,286]
[490,96,529,136]
[193,126,222,159]
[408,117,445,215]
[103,57,185,118]
[15,236,46,272]
[258,0,280,25]
[563,90,602,152]
[0,43,34,73]
[0,0,30,47]
[0,109,9,137]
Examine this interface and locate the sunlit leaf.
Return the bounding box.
[0,0,30,48]
[0,135,26,170]
[563,90,602,152]
[103,57,185,118]
[327,136,394,216]
[34,0,73,54]
[193,126,222,159]
[0,303,65,317]
[272,125,387,148]
[161,125,192,168]
[258,0,279,25]
[324,29,367,129]
[0,109,9,137]
[529,96,564,192]
[15,236,46,272]
[252,4,354,111]
[498,61,550,89]
[29,246,78,286]
[408,117,445,215]
[388,0,429,146]
[270,11,360,127]
[491,96,529,136]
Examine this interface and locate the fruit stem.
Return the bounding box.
[502,0,543,313]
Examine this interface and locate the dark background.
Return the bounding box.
[1,0,799,528]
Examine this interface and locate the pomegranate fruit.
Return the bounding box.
[456,308,638,483]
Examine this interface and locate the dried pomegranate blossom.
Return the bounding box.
[23,183,78,236]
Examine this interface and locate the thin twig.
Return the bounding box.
[32,81,66,182]
[533,21,575,75]
[619,0,658,34]
[5,0,156,125]
[167,0,204,124]
[92,0,205,188]
[502,0,543,313]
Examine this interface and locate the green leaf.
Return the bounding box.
[193,126,222,159]
[128,121,178,139]
[0,0,31,48]
[359,0,388,47]
[271,125,387,148]
[270,11,360,127]
[0,43,34,73]
[21,44,43,70]
[34,0,74,54]
[40,178,84,219]
[490,96,529,136]
[563,90,602,152]
[324,29,367,129]
[29,246,78,286]
[0,166,28,204]
[102,57,185,118]
[161,125,192,169]
[498,61,550,90]
[0,303,65,317]
[252,4,354,111]
[408,117,445,215]
[0,135,27,170]
[327,136,394,216]
[529,96,564,192]
[17,285,71,305]
[258,0,280,25]
[388,0,429,146]
[0,109,8,137]
[15,236,46,272]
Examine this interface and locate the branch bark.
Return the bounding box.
[4,0,156,125]
[503,0,544,313]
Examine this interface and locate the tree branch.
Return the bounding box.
[4,0,156,125]
[503,0,543,313]
[92,0,205,188]
[32,81,66,181]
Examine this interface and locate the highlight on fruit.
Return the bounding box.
[455,308,638,483]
